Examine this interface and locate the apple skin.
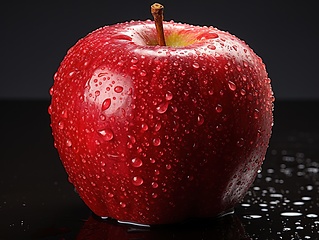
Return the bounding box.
[49,20,274,225]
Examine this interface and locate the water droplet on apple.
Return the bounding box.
[131,158,143,168]
[237,138,245,147]
[156,101,169,114]
[120,202,126,208]
[58,120,64,130]
[240,89,246,96]
[207,44,216,50]
[66,139,72,147]
[152,138,161,146]
[102,98,111,111]
[197,114,205,126]
[228,81,237,91]
[140,70,147,76]
[114,86,123,93]
[141,123,149,132]
[215,104,223,113]
[98,128,114,141]
[154,122,162,131]
[131,56,138,64]
[165,91,173,101]
[254,108,259,119]
[152,182,159,188]
[192,62,200,69]
[132,176,143,186]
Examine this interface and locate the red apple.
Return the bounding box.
[49,4,274,225]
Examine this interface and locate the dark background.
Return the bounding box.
[1,0,318,100]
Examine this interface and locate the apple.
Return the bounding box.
[49,3,274,225]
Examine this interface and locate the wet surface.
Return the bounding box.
[0,100,318,239]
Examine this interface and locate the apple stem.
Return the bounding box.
[151,3,166,46]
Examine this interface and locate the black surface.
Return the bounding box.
[1,100,318,239]
[2,1,319,100]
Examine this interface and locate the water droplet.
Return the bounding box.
[58,120,64,130]
[114,86,123,93]
[166,164,172,170]
[197,114,205,126]
[66,139,72,147]
[132,176,143,186]
[243,214,262,219]
[254,109,259,119]
[237,138,244,147]
[140,70,147,76]
[102,98,111,111]
[207,44,216,50]
[152,138,161,146]
[280,212,302,217]
[228,81,237,91]
[165,91,173,101]
[152,182,159,188]
[215,104,223,113]
[154,122,162,131]
[306,213,318,218]
[141,123,149,132]
[156,101,169,114]
[131,158,143,168]
[192,62,200,69]
[98,128,114,141]
[120,202,126,208]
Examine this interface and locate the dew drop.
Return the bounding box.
[243,214,262,219]
[156,101,169,114]
[98,128,114,141]
[280,212,302,217]
[131,158,143,168]
[228,81,237,91]
[237,138,245,147]
[165,91,173,101]
[152,182,159,188]
[141,123,149,132]
[140,70,147,76]
[154,122,162,131]
[66,139,72,147]
[102,98,111,111]
[120,202,126,208]
[152,138,161,146]
[207,44,216,50]
[254,109,259,119]
[215,104,223,113]
[58,120,64,130]
[197,114,205,126]
[192,62,200,69]
[132,176,144,186]
[114,86,123,93]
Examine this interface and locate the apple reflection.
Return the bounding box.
[77,213,250,240]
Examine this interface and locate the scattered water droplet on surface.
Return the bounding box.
[228,81,237,91]
[197,114,205,126]
[114,86,123,93]
[102,98,111,111]
[98,128,114,141]
[165,91,173,101]
[192,62,200,69]
[215,104,223,113]
[152,138,161,146]
[280,212,302,217]
[66,139,72,147]
[156,101,169,114]
[131,158,143,168]
[132,176,143,186]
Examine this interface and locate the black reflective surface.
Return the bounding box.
[1,100,318,239]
